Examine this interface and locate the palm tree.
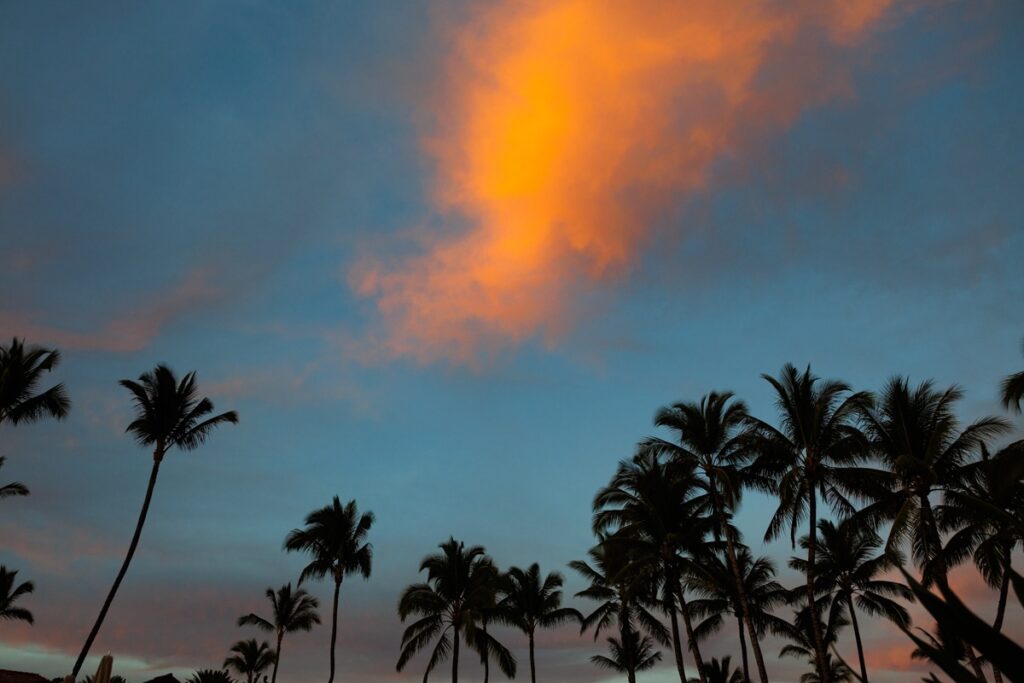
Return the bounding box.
[500,563,582,683]
[223,639,275,683]
[238,583,320,683]
[187,671,236,683]
[0,338,70,426]
[284,497,373,683]
[790,519,912,683]
[590,627,662,683]
[593,451,711,683]
[689,546,789,683]
[779,603,851,683]
[746,364,875,682]
[397,538,515,683]
[645,391,772,683]
[72,365,237,678]
[1000,340,1024,413]
[0,566,34,624]
[0,456,29,500]
[475,568,513,683]
[687,657,744,683]
[856,378,1009,587]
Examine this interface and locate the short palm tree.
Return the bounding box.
[779,603,850,683]
[238,583,320,683]
[284,497,373,683]
[1001,340,1024,413]
[187,670,236,683]
[397,538,515,683]
[687,656,744,683]
[689,546,789,683]
[0,456,29,500]
[500,563,582,683]
[0,566,34,624]
[747,364,874,683]
[856,378,1009,586]
[72,365,237,678]
[791,519,912,683]
[224,639,275,683]
[590,627,662,683]
[645,391,771,683]
[0,338,70,426]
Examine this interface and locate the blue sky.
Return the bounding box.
[1,2,1023,682]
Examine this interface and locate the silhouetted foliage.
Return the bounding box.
[238,583,320,683]
[0,338,70,426]
[224,639,275,683]
[0,565,34,624]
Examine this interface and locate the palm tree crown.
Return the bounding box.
[590,628,662,682]
[687,656,744,683]
[0,565,34,624]
[238,583,320,683]
[0,338,70,426]
[223,639,275,683]
[1000,340,1024,413]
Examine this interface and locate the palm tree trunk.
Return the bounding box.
[846,595,868,683]
[667,597,688,683]
[71,452,163,678]
[806,489,830,683]
[452,626,460,683]
[719,503,768,683]
[482,620,490,683]
[992,562,1011,683]
[328,577,341,683]
[272,630,283,683]
[528,631,537,683]
[677,590,707,683]
[737,616,750,683]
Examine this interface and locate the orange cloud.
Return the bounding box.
[353,0,895,364]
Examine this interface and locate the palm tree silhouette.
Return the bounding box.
[689,545,789,683]
[593,451,710,683]
[746,364,873,683]
[475,568,514,683]
[238,583,320,683]
[645,391,772,683]
[397,538,515,683]
[0,338,70,427]
[791,519,912,683]
[0,456,29,500]
[590,626,662,683]
[779,603,852,683]
[187,670,237,683]
[0,565,34,624]
[284,497,373,683]
[72,365,237,678]
[224,638,275,683]
[1000,340,1024,413]
[687,656,744,683]
[500,563,582,683]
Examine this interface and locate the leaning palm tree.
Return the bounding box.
[590,627,662,683]
[238,583,320,683]
[500,563,582,683]
[645,391,771,683]
[687,657,744,683]
[746,364,874,683]
[0,456,29,500]
[284,497,373,683]
[397,538,515,683]
[0,338,70,427]
[71,365,237,678]
[0,566,34,624]
[1001,340,1024,413]
[223,639,275,683]
[791,519,912,683]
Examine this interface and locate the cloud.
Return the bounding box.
[352,0,896,365]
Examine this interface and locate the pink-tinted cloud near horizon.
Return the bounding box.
[352,0,896,365]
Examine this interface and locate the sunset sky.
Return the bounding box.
[1,2,1023,682]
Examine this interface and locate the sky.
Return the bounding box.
[1,1,1023,682]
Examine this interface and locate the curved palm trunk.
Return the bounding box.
[272,630,283,683]
[328,577,341,683]
[677,590,707,683]
[666,597,688,683]
[990,562,1012,683]
[718,501,768,683]
[528,631,537,683]
[806,488,830,683]
[482,619,490,683]
[71,452,163,678]
[845,595,868,683]
[452,626,460,683]
[737,616,750,683]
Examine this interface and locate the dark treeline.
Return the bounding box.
[2,337,1023,683]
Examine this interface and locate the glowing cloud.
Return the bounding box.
[354,0,894,364]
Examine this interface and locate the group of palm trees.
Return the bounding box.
[2,335,1023,683]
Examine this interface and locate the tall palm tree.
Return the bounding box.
[791,519,912,683]
[0,566,34,624]
[397,538,515,683]
[223,639,275,683]
[687,657,744,683]
[284,497,373,683]
[645,391,771,683]
[593,451,711,683]
[856,378,1009,587]
[72,365,237,678]
[689,546,789,683]
[746,364,875,683]
[1000,340,1024,413]
[500,563,582,683]
[0,456,29,500]
[0,338,70,426]
[238,583,320,683]
[590,627,662,683]
[475,568,514,683]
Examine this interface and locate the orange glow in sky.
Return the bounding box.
[354,0,893,364]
